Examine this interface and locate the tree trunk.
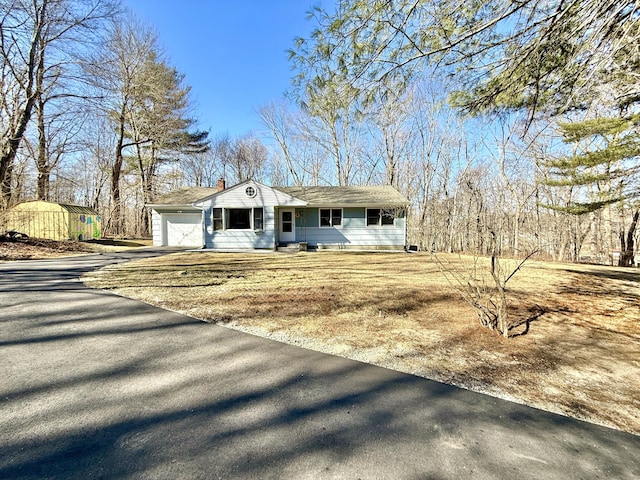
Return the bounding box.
[36,95,50,200]
[110,103,127,235]
[0,160,14,208]
[36,168,51,201]
[0,98,37,208]
[619,210,639,267]
[0,1,46,209]
[111,154,123,235]
[136,142,154,237]
[384,133,397,188]
[34,29,51,201]
[490,254,509,338]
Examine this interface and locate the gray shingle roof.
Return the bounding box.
[275,185,409,207]
[150,187,218,205]
[149,184,409,207]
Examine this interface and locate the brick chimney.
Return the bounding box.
[217,178,226,192]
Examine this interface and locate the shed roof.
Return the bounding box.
[58,203,99,215]
[275,185,409,207]
[12,200,98,215]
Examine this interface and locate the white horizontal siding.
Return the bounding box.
[203,205,276,249]
[207,230,275,249]
[197,181,305,209]
[297,218,406,248]
[182,182,408,250]
[301,227,405,246]
[151,210,162,246]
[197,182,299,249]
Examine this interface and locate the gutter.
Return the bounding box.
[146,203,201,210]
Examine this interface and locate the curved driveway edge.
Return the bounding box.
[0,249,638,479]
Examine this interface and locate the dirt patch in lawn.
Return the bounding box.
[0,237,152,261]
[83,251,640,435]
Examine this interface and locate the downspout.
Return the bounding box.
[405,204,409,251]
[197,204,206,249]
[274,206,278,250]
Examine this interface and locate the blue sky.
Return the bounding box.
[125,0,325,139]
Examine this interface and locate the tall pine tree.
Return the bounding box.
[542,114,640,265]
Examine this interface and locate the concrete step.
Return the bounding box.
[277,242,307,252]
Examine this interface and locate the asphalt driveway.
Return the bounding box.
[0,249,638,479]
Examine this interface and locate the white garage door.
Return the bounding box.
[165,213,202,246]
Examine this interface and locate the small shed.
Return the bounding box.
[5,201,101,241]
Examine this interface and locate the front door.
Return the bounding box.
[279,209,295,243]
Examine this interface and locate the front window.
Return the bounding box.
[227,208,251,229]
[320,208,342,227]
[367,208,380,226]
[212,208,223,231]
[367,208,395,226]
[253,207,263,230]
[213,207,264,230]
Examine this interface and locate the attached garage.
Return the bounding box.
[148,187,216,247]
[164,213,202,247]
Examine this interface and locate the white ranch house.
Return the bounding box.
[148,180,409,250]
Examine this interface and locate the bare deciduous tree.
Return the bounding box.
[434,241,538,337]
[259,101,303,186]
[228,134,267,183]
[86,16,157,234]
[0,0,118,209]
[260,101,328,186]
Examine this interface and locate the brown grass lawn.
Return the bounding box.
[82,251,640,435]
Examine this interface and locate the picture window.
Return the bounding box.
[227,208,251,229]
[212,207,264,230]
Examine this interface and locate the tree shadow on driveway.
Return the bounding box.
[0,253,638,479]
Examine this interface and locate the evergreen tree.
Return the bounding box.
[127,54,208,235]
[542,114,640,265]
[290,1,639,121]
[543,115,640,214]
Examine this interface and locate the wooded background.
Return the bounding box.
[1,0,638,265]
